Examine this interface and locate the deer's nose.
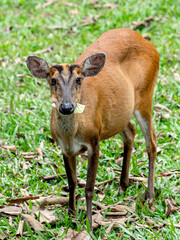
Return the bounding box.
[59,103,74,115]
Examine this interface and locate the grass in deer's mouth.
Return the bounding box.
[0,0,180,239]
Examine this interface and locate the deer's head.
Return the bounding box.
[26,53,106,115]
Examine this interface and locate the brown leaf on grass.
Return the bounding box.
[132,21,148,29]
[21,161,31,170]
[143,33,151,40]
[22,151,38,160]
[97,193,105,202]
[92,200,106,210]
[20,188,29,197]
[0,206,22,217]
[166,221,180,228]
[21,213,44,231]
[158,170,180,177]
[63,228,91,240]
[16,220,24,236]
[131,16,157,30]
[129,176,148,183]
[106,211,127,216]
[72,230,91,240]
[146,217,163,229]
[1,145,17,152]
[105,223,114,234]
[111,205,131,214]
[95,217,127,227]
[37,148,43,159]
[92,213,104,229]
[77,177,86,188]
[33,208,59,224]
[38,196,69,207]
[165,198,179,217]
[154,103,172,113]
[7,195,40,204]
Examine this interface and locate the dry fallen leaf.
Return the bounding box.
[77,177,86,188]
[0,206,22,216]
[143,33,151,40]
[20,188,29,197]
[63,228,91,240]
[92,213,104,229]
[158,170,180,177]
[106,211,127,216]
[33,208,59,224]
[38,196,69,206]
[21,213,44,231]
[16,220,24,236]
[166,221,180,228]
[105,222,114,234]
[154,103,172,113]
[7,195,39,204]
[165,198,179,217]
[72,230,91,240]
[129,176,148,183]
[92,200,106,210]
[1,145,17,152]
[21,161,31,170]
[97,193,105,202]
[96,217,127,227]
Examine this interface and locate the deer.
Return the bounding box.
[26,28,159,231]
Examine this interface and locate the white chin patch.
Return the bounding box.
[52,103,56,108]
[74,103,85,114]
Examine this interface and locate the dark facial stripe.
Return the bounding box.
[69,64,80,73]
[51,65,63,73]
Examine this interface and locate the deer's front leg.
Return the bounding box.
[63,155,77,213]
[85,140,99,231]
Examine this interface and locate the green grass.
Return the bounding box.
[0,0,180,239]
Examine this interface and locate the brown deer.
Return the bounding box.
[26,28,159,231]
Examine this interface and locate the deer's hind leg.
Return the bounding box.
[120,122,136,190]
[134,106,157,201]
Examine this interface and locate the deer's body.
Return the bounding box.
[26,28,159,231]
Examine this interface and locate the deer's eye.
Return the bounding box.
[51,78,56,86]
[76,77,82,86]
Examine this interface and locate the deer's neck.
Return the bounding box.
[57,112,77,136]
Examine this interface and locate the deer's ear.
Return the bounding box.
[82,52,106,77]
[26,56,49,79]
